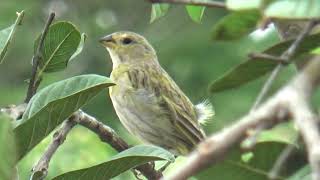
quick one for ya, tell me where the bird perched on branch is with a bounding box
[100,31,213,155]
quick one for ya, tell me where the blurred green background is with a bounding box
[0,0,297,179]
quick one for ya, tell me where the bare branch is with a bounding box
[282,21,318,60]
[250,65,283,111]
[76,110,129,151]
[244,20,318,149]
[76,110,163,180]
[12,107,163,180]
[31,118,77,179]
[25,12,55,103]
[243,21,318,150]
[165,56,320,180]
[250,20,317,111]
[148,0,226,8]
[0,103,26,120]
[2,103,163,180]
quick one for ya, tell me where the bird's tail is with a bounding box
[195,100,214,125]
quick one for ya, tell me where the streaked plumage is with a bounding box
[100,31,213,155]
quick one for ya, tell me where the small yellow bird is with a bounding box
[100,31,213,155]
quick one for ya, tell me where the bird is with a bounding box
[99,31,213,155]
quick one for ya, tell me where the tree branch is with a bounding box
[268,141,298,180]
[148,0,226,8]
[250,20,318,111]
[165,56,320,180]
[76,110,129,151]
[0,103,26,120]
[76,110,163,180]
[31,118,77,179]
[244,20,318,149]
[0,104,164,180]
[25,12,55,103]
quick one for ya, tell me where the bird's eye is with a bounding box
[122,38,133,45]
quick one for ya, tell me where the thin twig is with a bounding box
[268,143,298,180]
[25,12,55,103]
[31,118,77,179]
[251,65,283,111]
[76,110,129,151]
[244,21,318,149]
[148,0,226,8]
[250,20,317,111]
[165,56,320,180]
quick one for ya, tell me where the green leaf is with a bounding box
[209,33,320,93]
[52,145,175,180]
[288,166,311,180]
[186,6,205,23]
[265,0,320,19]
[242,122,298,149]
[226,0,263,10]
[212,10,261,40]
[14,74,114,160]
[197,142,303,180]
[311,46,320,54]
[150,4,170,23]
[70,33,87,60]
[0,10,24,64]
[0,114,16,180]
[257,122,298,145]
[35,21,81,74]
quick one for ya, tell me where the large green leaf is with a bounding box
[0,114,16,180]
[0,10,24,64]
[186,6,205,23]
[52,145,175,180]
[197,142,303,180]
[14,74,114,160]
[211,10,261,40]
[35,21,81,74]
[209,33,320,93]
[226,0,263,10]
[150,4,170,23]
[265,0,320,19]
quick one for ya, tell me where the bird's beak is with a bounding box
[99,35,116,48]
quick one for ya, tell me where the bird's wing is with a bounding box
[127,65,205,146]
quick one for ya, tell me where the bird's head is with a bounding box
[99,31,157,68]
